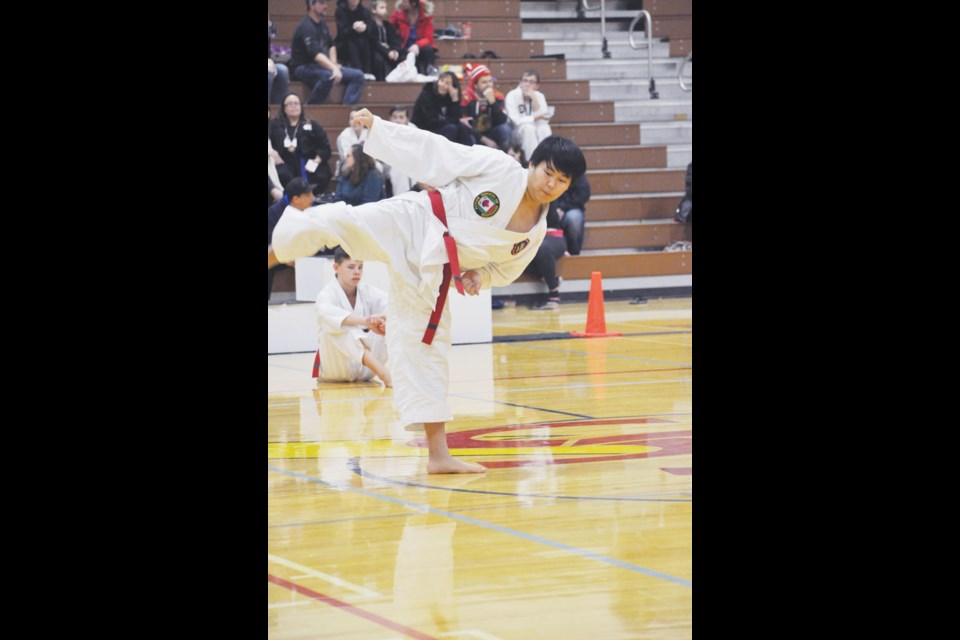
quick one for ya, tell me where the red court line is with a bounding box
[267,574,438,640]
[492,366,691,382]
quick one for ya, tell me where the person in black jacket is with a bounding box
[289,0,365,104]
[550,174,591,255]
[368,0,402,81]
[411,72,474,146]
[268,93,334,195]
[334,0,376,80]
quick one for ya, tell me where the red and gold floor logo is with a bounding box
[440,418,690,469]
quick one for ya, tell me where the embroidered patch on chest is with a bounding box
[473,191,500,218]
[511,239,530,255]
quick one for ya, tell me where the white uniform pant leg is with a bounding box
[385,278,454,427]
[517,123,540,161]
[318,331,370,382]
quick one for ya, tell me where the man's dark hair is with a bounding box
[529,136,586,183]
[390,104,409,117]
[522,69,541,83]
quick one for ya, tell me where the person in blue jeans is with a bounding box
[289,0,365,105]
[268,19,290,104]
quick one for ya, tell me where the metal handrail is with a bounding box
[578,0,611,59]
[628,9,658,99]
[678,52,692,92]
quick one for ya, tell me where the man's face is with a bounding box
[309,0,327,17]
[292,191,315,209]
[374,1,388,19]
[390,109,409,125]
[475,75,493,94]
[526,161,571,205]
[520,74,539,93]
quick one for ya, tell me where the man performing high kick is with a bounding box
[269,108,586,473]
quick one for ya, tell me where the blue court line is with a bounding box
[269,503,503,529]
[267,465,691,589]
[351,462,692,503]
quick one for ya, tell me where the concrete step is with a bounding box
[615,99,692,122]
[640,121,692,144]
[666,145,692,169]
[565,58,682,80]
[590,78,692,101]
[543,39,672,59]
[522,0,641,15]
[522,23,635,40]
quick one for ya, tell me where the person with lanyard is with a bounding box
[268,108,586,474]
[268,93,334,195]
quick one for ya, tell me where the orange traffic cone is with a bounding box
[570,271,623,338]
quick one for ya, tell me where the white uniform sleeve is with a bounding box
[363,116,505,188]
[315,285,351,334]
[474,220,547,289]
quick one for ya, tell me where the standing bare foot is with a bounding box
[427,455,486,474]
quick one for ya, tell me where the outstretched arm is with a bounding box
[351,108,506,188]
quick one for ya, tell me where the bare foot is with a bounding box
[427,455,486,474]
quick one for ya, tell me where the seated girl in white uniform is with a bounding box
[313,247,392,387]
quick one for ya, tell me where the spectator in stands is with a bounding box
[268,93,334,195]
[461,63,513,149]
[381,105,417,196]
[268,178,317,302]
[674,161,692,241]
[336,108,369,178]
[505,69,553,160]
[289,0,366,105]
[268,19,290,105]
[269,107,293,190]
[523,204,568,311]
[391,0,439,77]
[334,0,377,80]
[368,0,402,81]
[502,140,527,167]
[412,71,474,146]
[551,173,591,256]
[334,143,386,206]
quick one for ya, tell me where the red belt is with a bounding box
[422,190,464,345]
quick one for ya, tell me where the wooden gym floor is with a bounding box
[268,296,692,639]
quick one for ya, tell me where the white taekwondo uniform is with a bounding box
[272,115,547,427]
[314,278,389,382]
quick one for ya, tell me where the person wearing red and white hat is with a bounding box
[461,63,514,149]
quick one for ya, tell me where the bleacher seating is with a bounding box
[269,0,691,299]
